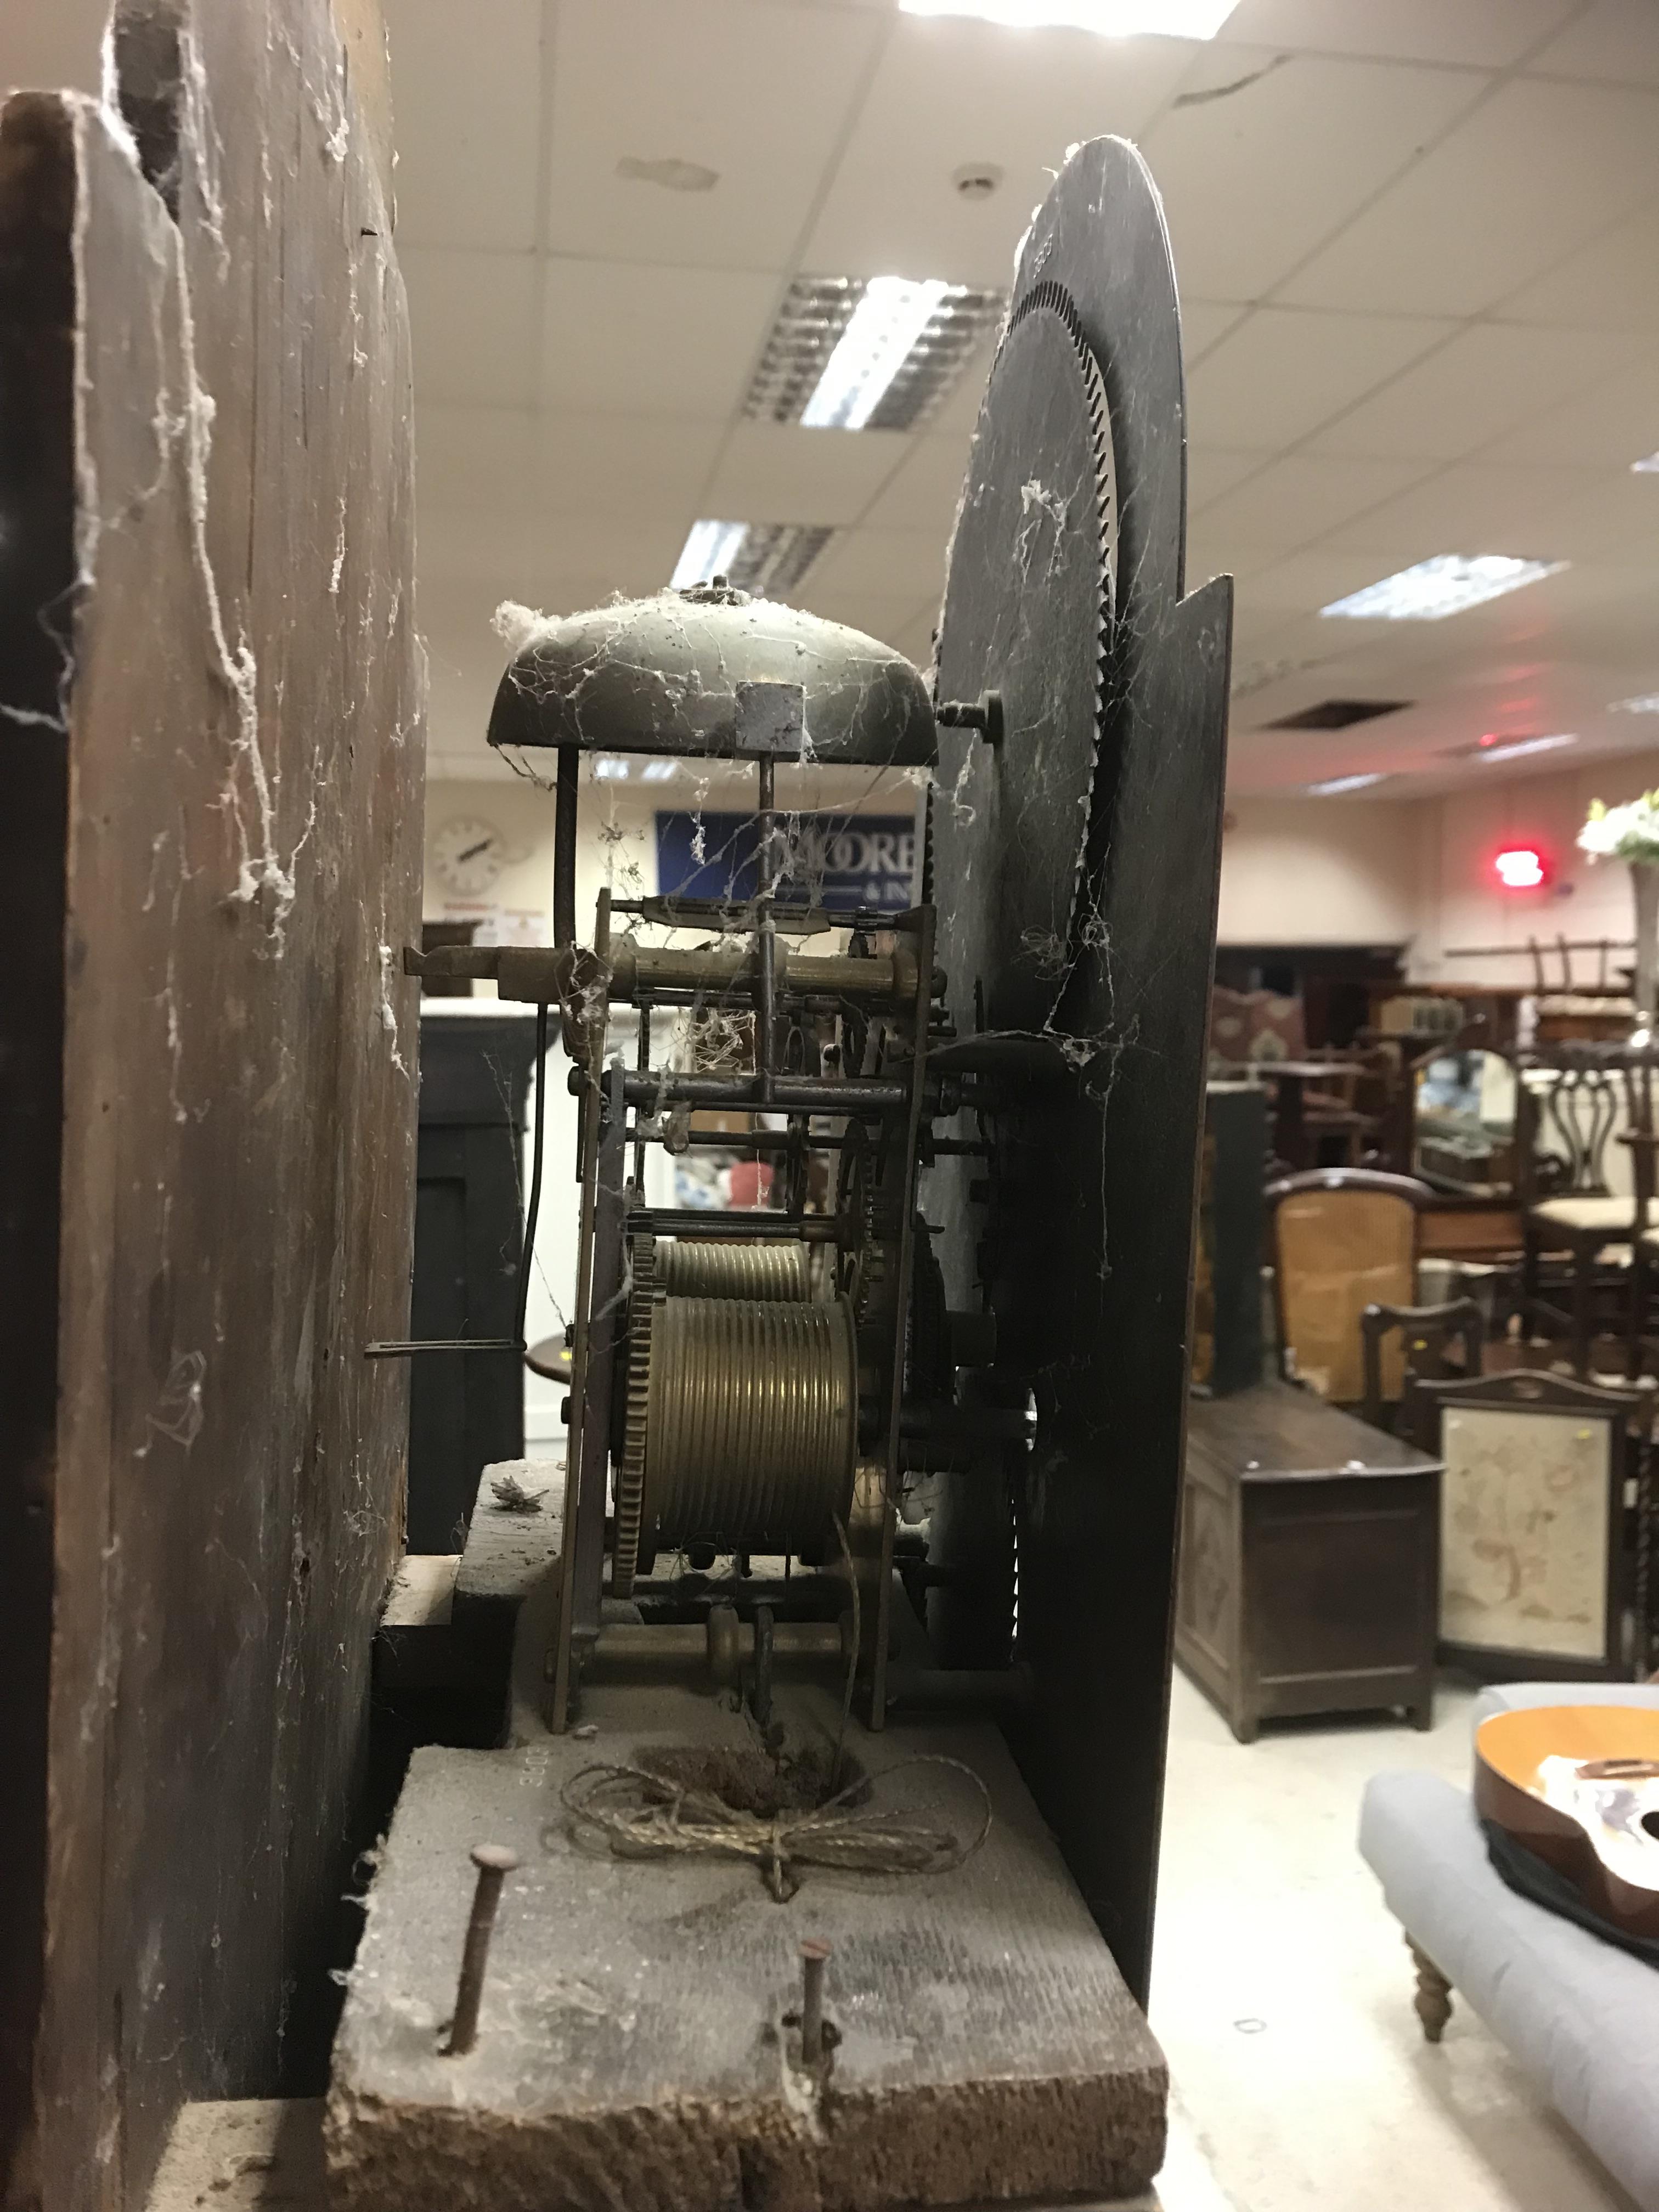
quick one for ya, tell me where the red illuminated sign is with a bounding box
[1494,847,1547,890]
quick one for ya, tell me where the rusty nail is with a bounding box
[444,1842,519,2056]
[799,1938,831,2065]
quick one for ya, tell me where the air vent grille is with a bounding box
[1261,698,1410,731]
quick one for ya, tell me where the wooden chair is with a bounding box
[1360,1298,1485,1445]
[1302,1048,1379,1170]
[1622,1051,1659,1380]
[1266,1169,1431,1407]
[1408,1366,1656,1680]
[1519,1049,1653,1378]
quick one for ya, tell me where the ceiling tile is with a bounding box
[704,423,911,527]
[1307,323,1643,462]
[545,0,883,270]
[1188,448,1266,513]
[540,258,781,418]
[414,403,724,521]
[1186,307,1452,450]
[1319,461,1635,565]
[1136,51,1485,302]
[415,509,686,596]
[800,14,1194,289]
[1281,77,1659,316]
[808,528,952,603]
[1525,0,1659,84]
[400,248,539,408]
[790,592,934,657]
[383,0,543,250]
[1474,357,1659,469]
[1181,300,1250,366]
[858,431,975,534]
[1216,0,1573,67]
[1196,453,1434,561]
[533,413,725,522]
[1495,206,1659,332]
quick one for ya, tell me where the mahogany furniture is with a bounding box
[1519,1050,1652,1378]
[1177,1381,1442,1742]
[1360,1297,1485,1444]
[1193,1083,1267,1397]
[1249,1059,1365,1172]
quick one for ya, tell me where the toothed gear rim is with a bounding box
[612,1232,657,1599]
[930,278,1116,1036]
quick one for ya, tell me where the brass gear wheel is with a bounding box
[834,1122,884,1324]
[611,1232,657,1599]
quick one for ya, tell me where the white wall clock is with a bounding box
[431,817,507,900]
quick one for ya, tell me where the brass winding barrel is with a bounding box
[642,1295,857,1557]
[655,1238,810,1301]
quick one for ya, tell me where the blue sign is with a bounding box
[655,810,917,915]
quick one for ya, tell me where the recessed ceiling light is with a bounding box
[1476,732,1577,763]
[745,275,1005,433]
[594,757,630,781]
[900,0,1243,33]
[641,760,678,782]
[1306,772,1390,795]
[1322,555,1567,622]
[1631,450,1659,474]
[1612,692,1659,714]
[670,520,834,597]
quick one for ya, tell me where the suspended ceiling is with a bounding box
[382,0,1659,795]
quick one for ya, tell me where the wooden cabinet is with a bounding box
[407,1010,542,1553]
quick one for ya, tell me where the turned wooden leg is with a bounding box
[1570,1239,1595,1379]
[1407,1936,1452,2044]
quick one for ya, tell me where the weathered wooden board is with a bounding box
[328,1683,1166,2212]
[144,2098,1203,2212]
[0,3,421,2203]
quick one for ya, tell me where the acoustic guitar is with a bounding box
[1475,1705,1659,1941]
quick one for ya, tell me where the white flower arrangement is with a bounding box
[1578,792,1659,865]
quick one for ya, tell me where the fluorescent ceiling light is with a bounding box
[899,0,1242,33]
[671,520,748,590]
[1612,692,1659,714]
[641,759,678,782]
[1321,554,1567,622]
[802,277,952,431]
[1306,772,1390,795]
[1476,733,1577,763]
[747,275,1004,432]
[594,757,629,780]
[670,520,834,599]
[1632,450,1659,474]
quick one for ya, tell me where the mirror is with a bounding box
[1412,1048,1517,1195]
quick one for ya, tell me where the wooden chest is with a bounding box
[1176,1382,1442,1742]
